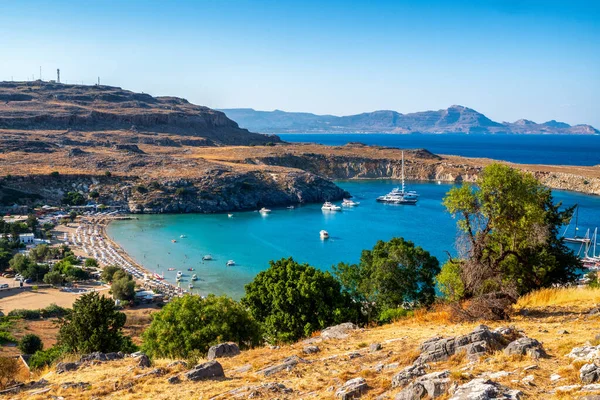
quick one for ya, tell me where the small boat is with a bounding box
[188,283,194,289]
[226,260,236,266]
[562,205,592,244]
[228,214,234,218]
[320,230,329,239]
[176,275,182,282]
[342,198,360,207]
[202,254,213,261]
[153,272,164,280]
[259,207,271,214]
[287,205,295,209]
[322,202,342,211]
[187,268,194,271]
[180,234,187,238]
[176,271,183,277]
[171,239,177,243]
[191,274,198,281]
[167,267,176,271]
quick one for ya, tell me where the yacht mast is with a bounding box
[401,151,405,193]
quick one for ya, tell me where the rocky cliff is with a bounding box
[0,81,281,146]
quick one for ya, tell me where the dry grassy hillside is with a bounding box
[7,287,600,399]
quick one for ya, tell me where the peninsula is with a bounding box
[1,81,599,215]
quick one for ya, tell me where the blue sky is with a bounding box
[1,0,599,127]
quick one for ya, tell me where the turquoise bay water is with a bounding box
[107,180,600,299]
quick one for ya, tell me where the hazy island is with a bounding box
[220,107,599,135]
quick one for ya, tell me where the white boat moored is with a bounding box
[321,202,342,211]
[226,260,236,266]
[320,230,329,239]
[342,198,360,207]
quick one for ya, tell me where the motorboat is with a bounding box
[171,239,177,243]
[176,275,182,282]
[259,207,271,214]
[202,254,213,261]
[180,234,187,238]
[167,267,176,271]
[187,268,194,271]
[176,271,183,277]
[342,198,360,207]
[287,205,295,209]
[228,213,233,218]
[226,260,236,266]
[321,202,342,211]
[188,283,194,289]
[191,274,198,281]
[320,230,329,239]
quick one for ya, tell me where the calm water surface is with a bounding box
[107,180,600,299]
[278,133,600,166]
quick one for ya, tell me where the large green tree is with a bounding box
[334,237,440,322]
[441,163,581,317]
[111,273,135,301]
[57,291,128,353]
[142,295,261,358]
[242,257,359,343]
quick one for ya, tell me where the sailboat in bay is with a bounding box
[376,151,419,204]
[562,205,591,244]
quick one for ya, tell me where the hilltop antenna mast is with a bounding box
[97,76,100,86]
[39,66,42,81]
[57,69,60,83]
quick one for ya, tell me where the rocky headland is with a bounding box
[1,82,599,214]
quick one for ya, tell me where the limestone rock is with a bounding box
[137,354,151,368]
[258,355,309,376]
[321,323,359,340]
[166,360,187,369]
[392,364,427,388]
[207,342,240,360]
[167,375,180,384]
[56,362,80,374]
[449,378,522,400]
[416,325,506,364]
[569,345,600,362]
[185,361,225,381]
[504,338,546,359]
[370,343,383,352]
[303,345,320,354]
[335,377,368,399]
[396,371,451,399]
[581,364,600,384]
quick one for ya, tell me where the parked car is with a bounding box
[3,274,14,278]
[24,279,32,284]
[0,283,9,289]
[14,276,22,281]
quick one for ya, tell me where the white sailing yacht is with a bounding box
[562,205,591,244]
[376,151,419,204]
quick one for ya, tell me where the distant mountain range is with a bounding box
[219,106,599,135]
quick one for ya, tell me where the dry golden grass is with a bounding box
[5,286,600,399]
[516,286,600,310]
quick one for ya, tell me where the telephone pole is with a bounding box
[57,69,60,83]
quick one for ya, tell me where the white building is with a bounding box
[19,233,35,244]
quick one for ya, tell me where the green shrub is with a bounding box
[436,260,466,302]
[8,309,41,320]
[242,257,359,343]
[49,171,60,177]
[18,334,43,354]
[28,346,65,370]
[41,304,68,319]
[0,331,16,344]
[135,185,148,194]
[142,294,262,359]
[378,308,413,324]
[104,171,112,177]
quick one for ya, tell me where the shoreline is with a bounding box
[59,214,185,298]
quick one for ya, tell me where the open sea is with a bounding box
[278,133,600,166]
[108,179,600,299]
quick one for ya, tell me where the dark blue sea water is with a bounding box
[108,180,600,299]
[278,133,600,166]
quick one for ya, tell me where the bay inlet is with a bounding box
[107,180,600,299]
